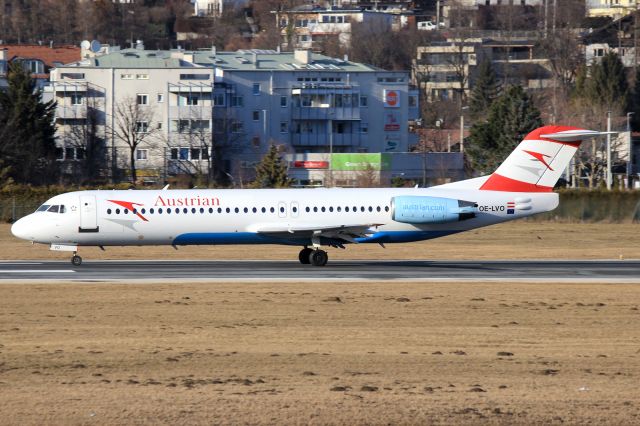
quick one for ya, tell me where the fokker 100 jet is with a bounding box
[11,125,610,266]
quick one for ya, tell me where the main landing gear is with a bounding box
[71,253,82,266]
[298,247,328,267]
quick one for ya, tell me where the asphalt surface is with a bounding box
[0,260,639,282]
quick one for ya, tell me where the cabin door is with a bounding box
[79,195,99,232]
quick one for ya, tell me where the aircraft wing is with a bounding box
[254,223,384,243]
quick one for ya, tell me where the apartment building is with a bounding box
[273,4,414,51]
[0,44,80,90]
[48,46,419,186]
[413,37,553,102]
[586,0,638,18]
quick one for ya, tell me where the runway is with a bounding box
[0,259,639,282]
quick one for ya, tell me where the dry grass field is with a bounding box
[1,221,639,424]
[1,221,639,261]
[1,281,639,425]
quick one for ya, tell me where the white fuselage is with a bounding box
[11,187,558,248]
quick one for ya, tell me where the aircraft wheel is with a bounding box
[71,255,82,266]
[298,247,313,264]
[309,250,328,267]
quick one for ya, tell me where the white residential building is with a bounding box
[47,47,420,186]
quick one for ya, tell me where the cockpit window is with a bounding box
[36,204,50,212]
[59,205,66,213]
[48,205,59,213]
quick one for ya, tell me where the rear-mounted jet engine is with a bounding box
[391,196,477,224]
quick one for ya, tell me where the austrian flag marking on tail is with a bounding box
[480,126,616,192]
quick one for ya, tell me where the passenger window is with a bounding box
[337,206,341,212]
[313,207,318,212]
[167,208,172,214]
[36,205,50,212]
[107,209,112,214]
[48,205,59,213]
[150,208,155,214]
[329,207,333,212]
[305,207,310,212]
[270,207,275,213]
[368,206,373,212]
[376,206,381,212]
[133,209,138,214]
[207,208,212,213]
[116,209,121,214]
[345,207,350,212]
[235,207,239,213]
[226,208,231,213]
[321,207,326,212]
[183,208,188,214]
[280,206,285,213]
[360,206,365,212]
[194,208,198,214]
[244,207,249,213]
[124,209,129,214]
[218,207,222,213]
[252,207,257,213]
[385,206,389,212]
[158,208,163,214]
[261,207,266,213]
[141,208,146,214]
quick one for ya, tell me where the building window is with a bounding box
[280,96,287,107]
[360,95,368,107]
[136,149,148,160]
[594,48,605,57]
[231,120,244,133]
[70,94,83,105]
[137,94,149,105]
[280,121,288,133]
[214,93,226,106]
[231,95,243,107]
[136,121,149,133]
[180,74,210,80]
[136,74,149,80]
[409,94,418,108]
[186,94,199,106]
[360,122,368,134]
[121,74,133,80]
[252,83,261,95]
[157,94,164,103]
[252,110,260,121]
[157,122,163,130]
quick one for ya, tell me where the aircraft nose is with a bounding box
[11,216,32,241]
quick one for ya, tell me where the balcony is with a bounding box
[292,106,360,121]
[169,106,213,120]
[56,105,87,119]
[291,133,360,147]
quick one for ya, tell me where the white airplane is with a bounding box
[11,125,610,266]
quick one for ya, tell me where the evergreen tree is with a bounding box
[251,144,292,188]
[584,51,629,111]
[469,59,500,118]
[631,68,640,131]
[467,85,542,174]
[0,62,58,185]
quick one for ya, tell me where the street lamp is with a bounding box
[606,111,612,190]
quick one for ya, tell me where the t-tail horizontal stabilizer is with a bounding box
[480,125,618,192]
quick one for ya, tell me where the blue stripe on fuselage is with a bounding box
[172,230,461,246]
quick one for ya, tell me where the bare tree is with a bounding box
[111,95,160,185]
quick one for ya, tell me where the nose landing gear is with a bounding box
[71,253,82,266]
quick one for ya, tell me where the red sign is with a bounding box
[385,90,400,108]
[293,161,329,169]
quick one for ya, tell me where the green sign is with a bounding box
[331,153,391,171]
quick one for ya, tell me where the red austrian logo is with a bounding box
[523,150,554,171]
[108,200,148,221]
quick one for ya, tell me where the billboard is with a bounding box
[331,153,391,171]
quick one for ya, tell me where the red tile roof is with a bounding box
[1,44,80,70]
